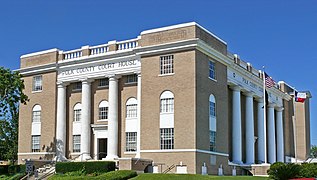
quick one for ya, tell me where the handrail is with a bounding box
[163,164,175,174]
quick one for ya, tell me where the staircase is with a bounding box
[163,164,175,174]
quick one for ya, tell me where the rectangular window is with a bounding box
[160,98,174,113]
[73,135,81,153]
[125,132,137,152]
[209,102,216,117]
[99,107,108,120]
[209,61,216,80]
[98,78,109,87]
[126,104,137,118]
[160,55,174,75]
[74,109,81,122]
[126,74,137,84]
[32,75,42,92]
[32,135,40,152]
[160,128,174,149]
[73,82,82,91]
[32,111,41,122]
[210,130,216,151]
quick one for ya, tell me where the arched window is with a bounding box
[99,100,109,120]
[160,91,174,113]
[126,98,137,118]
[32,105,41,122]
[73,103,82,122]
[209,94,216,151]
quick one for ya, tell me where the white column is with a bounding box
[245,92,255,164]
[135,73,141,158]
[256,99,265,163]
[106,75,120,160]
[267,103,276,164]
[81,79,93,160]
[232,86,242,164]
[56,82,68,161]
[276,107,284,162]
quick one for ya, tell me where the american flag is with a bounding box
[264,73,275,88]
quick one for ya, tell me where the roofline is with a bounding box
[140,22,227,45]
[20,48,59,59]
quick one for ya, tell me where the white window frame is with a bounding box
[126,98,138,118]
[73,82,82,91]
[160,91,174,113]
[98,100,109,121]
[126,74,137,84]
[32,75,42,92]
[73,103,82,122]
[73,135,81,153]
[160,55,174,75]
[209,94,216,152]
[32,105,41,122]
[31,135,40,152]
[209,61,216,80]
[160,128,174,149]
[98,78,109,88]
[125,132,137,152]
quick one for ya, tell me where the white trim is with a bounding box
[18,152,56,155]
[20,48,59,59]
[124,152,137,155]
[140,22,227,45]
[140,149,229,157]
[158,73,175,77]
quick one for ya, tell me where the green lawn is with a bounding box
[132,174,269,180]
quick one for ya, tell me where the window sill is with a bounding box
[125,82,137,85]
[97,119,108,122]
[70,152,81,155]
[158,73,174,77]
[124,152,137,155]
[32,90,42,93]
[125,117,138,120]
[208,77,217,82]
[72,89,82,92]
[32,122,41,124]
[160,112,174,115]
[97,86,109,89]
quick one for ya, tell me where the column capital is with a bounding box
[57,81,70,88]
[107,74,122,81]
[275,107,284,112]
[255,97,264,103]
[268,103,276,108]
[80,78,94,84]
[243,91,254,97]
[134,71,141,77]
[231,85,241,91]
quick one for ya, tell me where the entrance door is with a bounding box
[98,138,107,160]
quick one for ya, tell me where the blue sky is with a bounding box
[1,1,316,145]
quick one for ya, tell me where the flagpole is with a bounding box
[262,67,267,164]
[293,88,298,163]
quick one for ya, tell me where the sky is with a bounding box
[0,1,316,145]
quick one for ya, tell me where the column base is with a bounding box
[80,154,92,161]
[105,154,119,161]
[231,160,243,165]
[54,155,68,162]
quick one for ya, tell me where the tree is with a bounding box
[311,145,317,158]
[0,67,28,163]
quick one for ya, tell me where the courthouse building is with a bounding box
[17,22,311,174]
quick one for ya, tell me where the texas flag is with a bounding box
[295,91,307,103]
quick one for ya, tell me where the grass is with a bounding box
[131,174,270,180]
[0,173,26,180]
[48,170,137,180]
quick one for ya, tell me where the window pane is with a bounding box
[74,109,81,122]
[32,135,40,152]
[126,74,137,83]
[32,111,41,122]
[99,107,108,120]
[126,104,137,118]
[98,78,109,87]
[209,61,215,79]
[125,132,137,152]
[33,76,42,91]
[210,131,216,151]
[160,55,174,75]
[160,98,174,113]
[73,82,82,91]
[73,135,81,152]
[160,128,174,149]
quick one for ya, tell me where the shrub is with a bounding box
[0,165,9,175]
[95,170,137,180]
[300,163,317,178]
[8,164,25,174]
[268,162,302,180]
[56,161,115,174]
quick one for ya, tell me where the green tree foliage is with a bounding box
[0,67,28,163]
[310,145,317,158]
[267,162,301,180]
